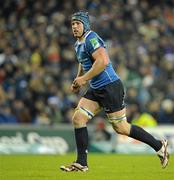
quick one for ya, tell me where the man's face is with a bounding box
[71,20,84,38]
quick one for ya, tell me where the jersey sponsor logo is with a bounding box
[90,38,100,49]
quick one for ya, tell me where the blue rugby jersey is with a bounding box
[74,31,120,89]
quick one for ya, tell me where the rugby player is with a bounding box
[60,11,169,172]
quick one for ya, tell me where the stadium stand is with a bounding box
[0,0,174,124]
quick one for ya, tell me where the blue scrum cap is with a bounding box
[71,11,90,33]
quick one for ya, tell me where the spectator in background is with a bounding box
[158,99,174,124]
[0,0,174,124]
[131,111,157,127]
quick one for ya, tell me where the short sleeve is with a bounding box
[85,32,105,55]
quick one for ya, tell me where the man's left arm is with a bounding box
[73,47,109,87]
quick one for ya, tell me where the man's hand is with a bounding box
[73,76,87,87]
[70,82,80,93]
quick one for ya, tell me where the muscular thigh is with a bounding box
[106,108,131,135]
[72,89,101,127]
[72,97,100,128]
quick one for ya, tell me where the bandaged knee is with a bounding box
[75,107,94,119]
[108,114,127,124]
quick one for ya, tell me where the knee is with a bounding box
[72,114,80,126]
[112,122,131,136]
[72,113,88,128]
[113,126,126,135]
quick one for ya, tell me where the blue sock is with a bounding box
[75,127,88,166]
[129,125,162,151]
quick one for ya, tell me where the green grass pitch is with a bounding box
[0,153,173,180]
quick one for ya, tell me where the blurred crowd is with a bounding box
[0,0,174,125]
